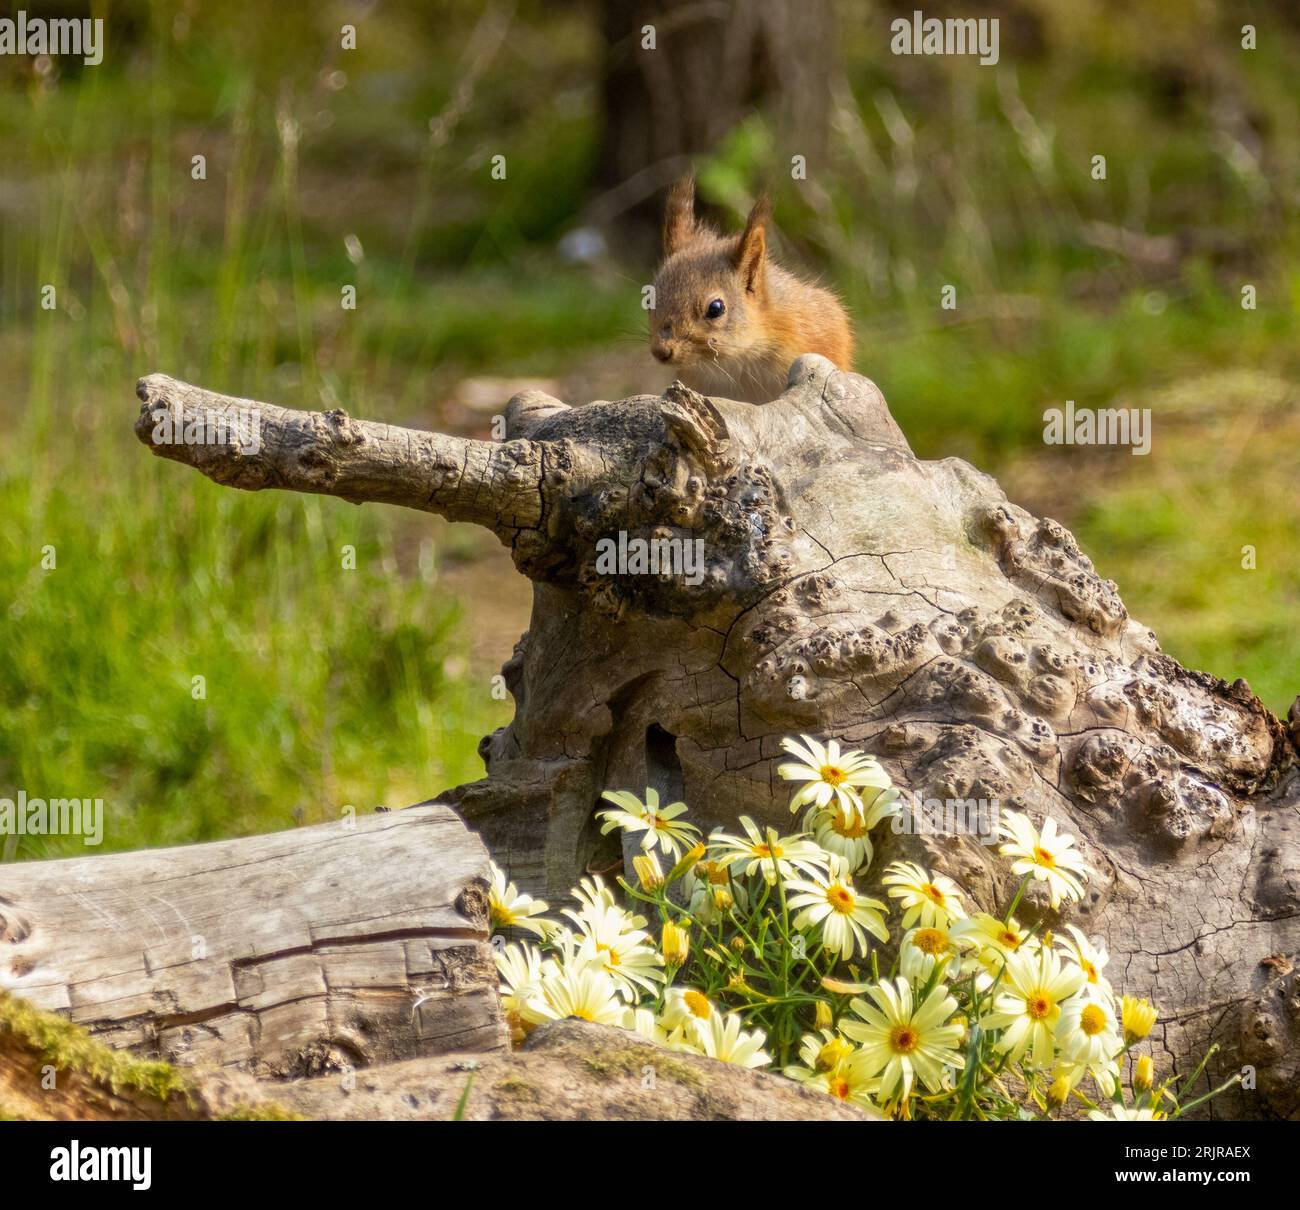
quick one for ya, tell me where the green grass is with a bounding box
[1064,369,1300,711]
[0,458,506,860]
[1,2,1297,862]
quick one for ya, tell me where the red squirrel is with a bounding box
[649,175,854,404]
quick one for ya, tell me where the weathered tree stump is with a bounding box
[130,359,1300,1118]
[0,805,505,1076]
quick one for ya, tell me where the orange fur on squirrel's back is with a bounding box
[649,176,854,403]
[762,265,855,370]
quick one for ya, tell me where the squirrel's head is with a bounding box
[649,175,771,373]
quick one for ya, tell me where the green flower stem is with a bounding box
[1003,873,1032,924]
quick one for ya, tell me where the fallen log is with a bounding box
[0,993,870,1122]
[130,360,1300,1118]
[0,805,506,1077]
[275,1018,877,1121]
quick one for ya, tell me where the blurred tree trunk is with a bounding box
[591,0,840,244]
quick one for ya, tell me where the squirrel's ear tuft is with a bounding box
[734,194,771,292]
[662,174,696,256]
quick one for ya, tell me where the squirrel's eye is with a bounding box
[705,298,725,319]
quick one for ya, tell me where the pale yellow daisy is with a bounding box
[802,782,901,872]
[494,941,547,1045]
[809,1048,882,1110]
[620,1005,671,1046]
[950,911,1033,987]
[709,815,832,884]
[660,986,716,1033]
[520,962,625,1026]
[899,924,958,983]
[784,856,890,960]
[1060,924,1113,999]
[981,946,1086,1068]
[1057,994,1122,1066]
[778,734,893,823]
[840,977,964,1102]
[881,860,967,929]
[693,1010,771,1069]
[562,901,665,1000]
[950,911,1030,958]
[784,1028,857,1082]
[569,873,617,915]
[488,861,553,938]
[1052,1056,1121,1100]
[597,787,701,858]
[997,810,1088,909]
[494,941,544,1014]
[1088,1104,1165,1122]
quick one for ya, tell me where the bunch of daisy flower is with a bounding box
[487,746,1233,1122]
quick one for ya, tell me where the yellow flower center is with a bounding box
[1026,992,1054,1020]
[573,1008,595,1021]
[1080,1003,1108,1036]
[703,862,730,885]
[683,990,712,1019]
[826,884,855,914]
[820,765,847,786]
[1033,845,1056,868]
[890,1024,920,1054]
[1082,960,1098,981]
[923,883,946,904]
[1000,929,1022,948]
[828,1076,851,1100]
[914,928,948,955]
[831,814,868,839]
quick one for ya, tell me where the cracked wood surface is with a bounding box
[0,806,507,1077]
[132,356,1300,1117]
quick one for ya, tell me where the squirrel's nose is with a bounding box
[651,341,674,363]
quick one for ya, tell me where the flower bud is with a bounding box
[1134,1054,1155,1092]
[1121,996,1158,1042]
[666,842,707,883]
[816,1035,853,1072]
[814,1001,834,1031]
[661,920,690,967]
[632,852,665,891]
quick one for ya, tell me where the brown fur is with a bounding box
[649,175,854,403]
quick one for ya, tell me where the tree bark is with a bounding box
[131,363,1300,1119]
[274,1018,876,1121]
[0,804,506,1078]
[0,997,871,1122]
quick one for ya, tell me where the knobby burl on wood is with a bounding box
[134,355,1300,1118]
